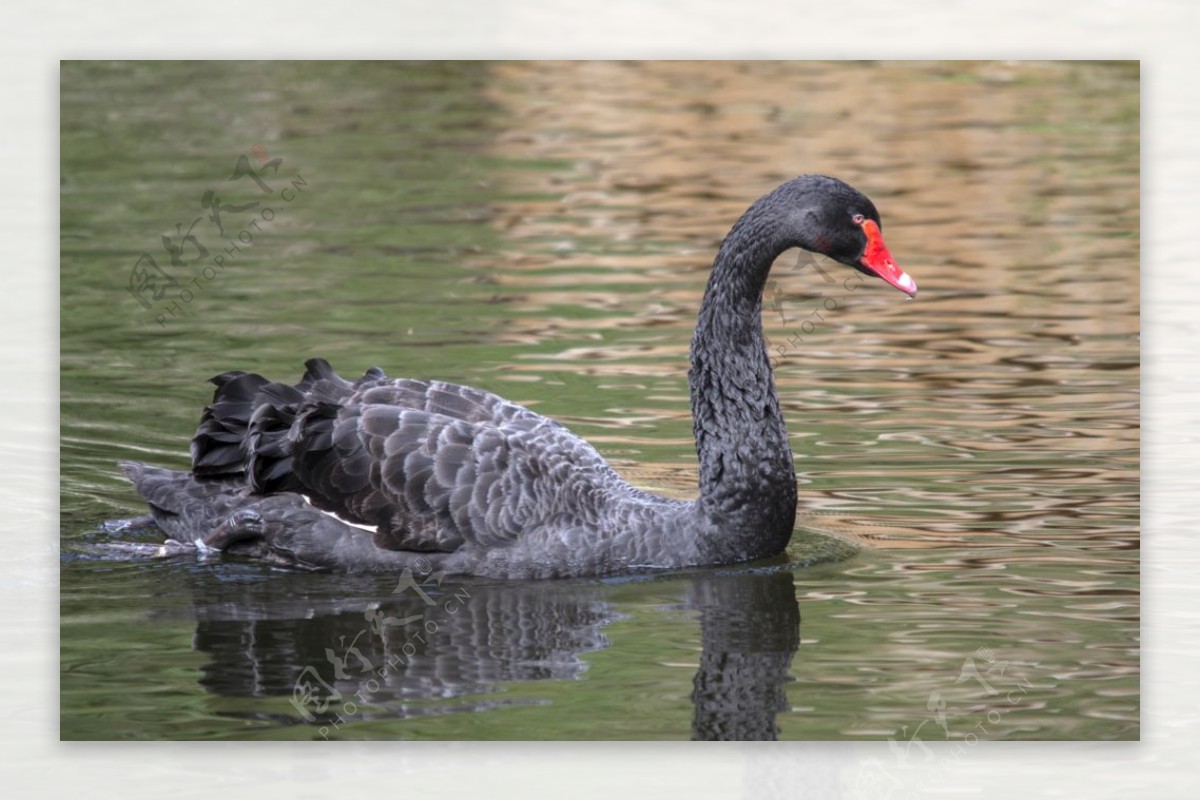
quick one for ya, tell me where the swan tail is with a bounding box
[119,461,249,542]
[119,460,453,573]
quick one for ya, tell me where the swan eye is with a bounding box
[852,214,865,225]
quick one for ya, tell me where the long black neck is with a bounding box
[688,191,801,561]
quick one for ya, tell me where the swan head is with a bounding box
[778,175,918,298]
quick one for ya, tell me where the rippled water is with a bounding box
[60,61,1138,740]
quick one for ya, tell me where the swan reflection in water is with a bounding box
[182,565,800,740]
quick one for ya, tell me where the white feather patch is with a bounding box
[194,538,220,556]
[302,495,379,534]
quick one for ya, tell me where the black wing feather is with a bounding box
[185,360,600,555]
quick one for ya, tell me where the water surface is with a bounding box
[60,61,1138,741]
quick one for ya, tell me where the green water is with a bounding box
[60,60,1139,741]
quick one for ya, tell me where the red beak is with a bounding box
[860,219,917,297]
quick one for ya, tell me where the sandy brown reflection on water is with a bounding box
[471,61,1138,553]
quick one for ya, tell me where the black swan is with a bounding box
[121,175,916,579]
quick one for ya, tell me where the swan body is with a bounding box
[122,175,916,579]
